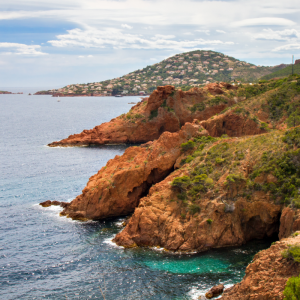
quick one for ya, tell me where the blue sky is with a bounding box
[1,0,300,87]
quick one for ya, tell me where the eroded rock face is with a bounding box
[200,111,266,137]
[220,234,300,300]
[113,171,281,250]
[279,207,300,239]
[60,121,208,220]
[48,84,237,147]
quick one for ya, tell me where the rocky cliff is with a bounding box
[220,233,300,300]
[48,83,238,147]
[42,76,300,299]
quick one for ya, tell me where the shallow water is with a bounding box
[0,91,275,299]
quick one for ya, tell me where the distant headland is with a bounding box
[34,49,289,98]
[0,91,23,94]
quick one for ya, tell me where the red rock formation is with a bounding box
[48,84,237,147]
[279,207,300,239]
[295,59,300,65]
[60,121,208,220]
[205,284,224,299]
[200,111,266,137]
[113,171,281,250]
[220,234,300,300]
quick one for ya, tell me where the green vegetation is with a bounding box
[282,244,300,263]
[283,275,300,300]
[190,102,206,113]
[207,218,213,224]
[181,140,195,151]
[261,64,300,81]
[149,109,158,120]
[248,128,300,206]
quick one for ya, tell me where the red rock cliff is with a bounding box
[48,83,237,147]
[221,233,300,300]
[60,121,208,220]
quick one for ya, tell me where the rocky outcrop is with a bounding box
[205,284,224,299]
[48,84,237,147]
[200,111,266,137]
[220,233,300,300]
[59,121,208,220]
[113,172,281,251]
[279,207,300,239]
[40,200,69,208]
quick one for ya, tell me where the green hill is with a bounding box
[37,50,286,96]
[261,63,300,81]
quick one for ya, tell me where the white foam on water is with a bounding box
[187,287,206,300]
[102,235,123,249]
[187,283,234,300]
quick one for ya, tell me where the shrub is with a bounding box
[190,102,206,113]
[189,204,201,215]
[260,122,269,130]
[181,140,195,151]
[149,109,158,120]
[287,109,300,128]
[172,176,191,192]
[215,157,225,164]
[209,96,227,106]
[283,127,300,148]
[283,275,300,300]
[281,244,300,263]
[177,193,187,201]
[207,218,213,224]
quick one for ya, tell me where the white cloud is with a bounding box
[196,30,210,35]
[151,34,176,40]
[48,26,234,51]
[0,43,47,55]
[121,24,132,29]
[255,28,300,41]
[272,43,300,52]
[216,30,226,34]
[232,17,296,27]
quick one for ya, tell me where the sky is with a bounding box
[0,0,300,87]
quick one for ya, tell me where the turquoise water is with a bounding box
[0,91,276,299]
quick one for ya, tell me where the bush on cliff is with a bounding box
[171,176,191,192]
[281,244,300,263]
[181,140,195,151]
[283,275,300,300]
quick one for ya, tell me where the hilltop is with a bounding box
[35,50,284,97]
[261,62,300,81]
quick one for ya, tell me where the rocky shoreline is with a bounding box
[42,76,300,299]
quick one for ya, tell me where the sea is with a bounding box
[0,88,276,300]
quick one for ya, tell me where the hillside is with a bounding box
[261,63,300,80]
[42,75,300,298]
[35,50,284,97]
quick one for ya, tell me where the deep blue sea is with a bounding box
[0,89,275,300]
